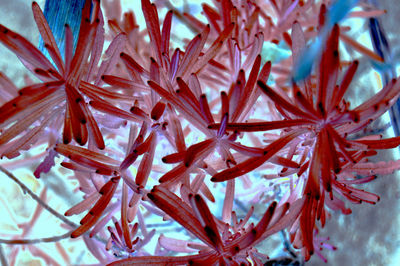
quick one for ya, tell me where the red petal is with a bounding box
[161,10,173,57]
[354,136,400,149]
[141,0,163,64]
[199,94,215,124]
[189,194,223,251]
[202,3,221,33]
[257,80,316,121]
[212,130,305,182]
[184,139,216,168]
[329,60,358,113]
[340,32,384,62]
[191,23,234,75]
[71,176,120,238]
[121,183,132,249]
[177,25,210,79]
[208,119,312,132]
[135,132,156,186]
[32,2,64,74]
[150,101,166,121]
[89,100,148,122]
[148,186,213,247]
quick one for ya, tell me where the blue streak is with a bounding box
[39,0,88,57]
[293,0,359,82]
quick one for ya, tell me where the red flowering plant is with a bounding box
[209,18,400,261]
[0,0,399,265]
[0,0,147,162]
[109,186,304,265]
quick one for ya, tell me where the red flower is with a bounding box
[109,186,304,265]
[209,23,400,258]
[55,117,159,239]
[0,0,146,159]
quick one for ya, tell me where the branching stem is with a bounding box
[0,165,77,229]
[0,232,71,245]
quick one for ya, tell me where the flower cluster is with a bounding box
[0,0,399,265]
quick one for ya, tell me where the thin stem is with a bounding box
[0,165,111,248]
[0,244,8,266]
[0,232,71,245]
[0,165,77,229]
